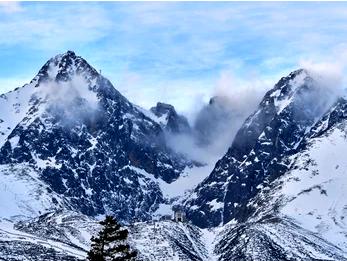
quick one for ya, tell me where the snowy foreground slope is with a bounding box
[216,217,347,261]
[1,210,346,261]
[0,211,220,261]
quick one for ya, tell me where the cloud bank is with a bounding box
[2,2,347,114]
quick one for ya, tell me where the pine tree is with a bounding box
[87,215,137,261]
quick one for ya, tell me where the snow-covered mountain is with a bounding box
[184,69,338,228]
[2,209,346,261]
[209,97,347,261]
[0,51,202,222]
[0,212,91,260]
[1,52,347,260]
[253,97,347,252]
[182,68,347,259]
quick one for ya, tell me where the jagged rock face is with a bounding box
[307,97,347,139]
[150,102,191,134]
[184,69,337,228]
[0,51,193,222]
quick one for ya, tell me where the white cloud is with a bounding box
[115,72,213,117]
[300,60,343,89]
[298,43,347,93]
[0,3,111,49]
[2,2,347,121]
[0,2,23,14]
[211,66,286,115]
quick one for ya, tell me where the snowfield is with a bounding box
[276,121,347,251]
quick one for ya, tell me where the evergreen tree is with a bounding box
[87,216,137,261]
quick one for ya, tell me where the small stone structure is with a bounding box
[174,209,186,222]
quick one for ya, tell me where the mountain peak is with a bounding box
[150,102,176,117]
[65,50,76,57]
[150,102,190,134]
[53,50,77,61]
[34,51,99,85]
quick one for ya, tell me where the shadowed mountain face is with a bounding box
[0,51,194,222]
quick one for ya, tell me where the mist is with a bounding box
[295,60,345,123]
[165,71,266,164]
[164,61,347,165]
[39,72,101,127]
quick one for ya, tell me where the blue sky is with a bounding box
[1,1,347,113]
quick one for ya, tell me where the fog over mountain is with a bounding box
[165,61,345,165]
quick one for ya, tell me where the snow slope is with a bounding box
[268,98,347,251]
[0,211,220,261]
[0,218,85,260]
[0,164,67,218]
[215,217,347,261]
